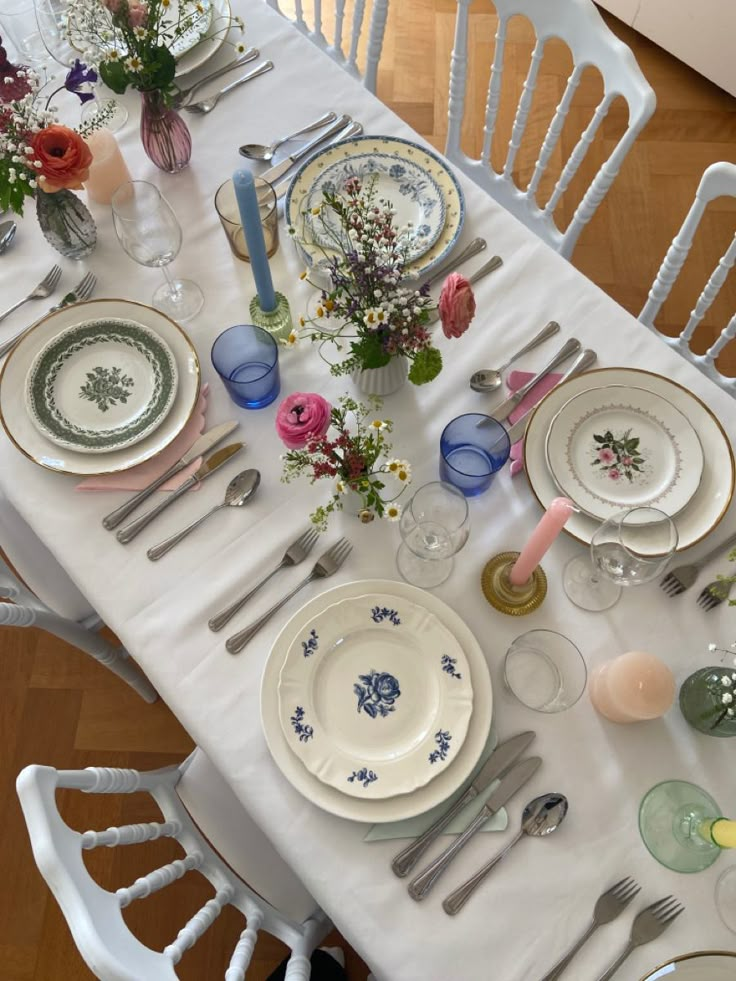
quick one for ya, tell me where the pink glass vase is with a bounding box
[139,90,191,174]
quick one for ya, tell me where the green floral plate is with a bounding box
[25,318,178,455]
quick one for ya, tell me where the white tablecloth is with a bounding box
[1,4,735,979]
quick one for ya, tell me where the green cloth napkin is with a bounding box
[364,727,508,841]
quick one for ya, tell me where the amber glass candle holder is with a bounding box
[215,177,279,262]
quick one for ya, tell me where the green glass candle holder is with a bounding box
[680,666,736,737]
[639,780,724,873]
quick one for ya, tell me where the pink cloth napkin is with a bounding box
[507,370,562,477]
[76,383,210,493]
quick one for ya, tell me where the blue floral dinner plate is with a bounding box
[305,153,446,263]
[277,593,474,800]
[285,135,465,282]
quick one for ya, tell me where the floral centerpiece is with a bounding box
[276,392,412,529]
[64,0,246,172]
[679,642,736,738]
[291,176,476,394]
[0,49,104,257]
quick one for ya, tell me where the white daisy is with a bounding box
[384,503,402,522]
[369,420,387,431]
[334,479,347,495]
[125,55,143,72]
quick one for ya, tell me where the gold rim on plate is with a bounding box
[638,950,736,980]
[522,367,735,551]
[0,298,201,477]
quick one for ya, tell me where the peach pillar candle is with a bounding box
[589,651,675,723]
[509,496,575,586]
[83,128,131,205]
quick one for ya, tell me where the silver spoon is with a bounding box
[442,793,568,915]
[147,469,260,561]
[239,111,339,161]
[0,220,17,255]
[470,321,561,392]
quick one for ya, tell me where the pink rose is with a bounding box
[438,273,475,339]
[621,455,632,466]
[276,393,332,449]
[598,448,614,464]
[128,1,148,28]
[608,468,621,480]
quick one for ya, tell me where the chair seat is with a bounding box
[176,749,319,924]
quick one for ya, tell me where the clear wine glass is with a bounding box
[563,506,678,611]
[111,181,204,322]
[396,481,470,588]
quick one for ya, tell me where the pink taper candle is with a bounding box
[83,129,131,205]
[509,497,575,586]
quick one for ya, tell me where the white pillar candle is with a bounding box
[83,128,132,205]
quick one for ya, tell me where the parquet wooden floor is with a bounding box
[2,4,735,980]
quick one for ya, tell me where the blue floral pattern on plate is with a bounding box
[301,628,319,657]
[354,670,401,718]
[428,730,452,764]
[371,606,401,625]
[347,767,378,789]
[441,654,462,679]
[290,706,314,743]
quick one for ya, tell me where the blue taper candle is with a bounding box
[233,169,276,312]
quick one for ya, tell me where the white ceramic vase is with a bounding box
[350,356,408,396]
[342,487,375,522]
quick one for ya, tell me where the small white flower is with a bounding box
[709,643,718,651]
[369,419,387,431]
[722,676,733,687]
[722,692,733,705]
[133,25,147,38]
[335,479,346,495]
[235,41,247,54]
[729,708,735,717]
[384,503,402,522]
[28,178,37,189]
[125,55,143,72]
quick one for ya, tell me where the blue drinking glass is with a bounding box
[439,413,511,496]
[211,324,280,409]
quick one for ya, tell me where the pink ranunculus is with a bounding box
[438,272,475,339]
[276,392,332,450]
[598,447,615,464]
[608,468,621,480]
[128,0,148,27]
[102,0,123,14]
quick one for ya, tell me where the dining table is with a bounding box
[1,2,735,979]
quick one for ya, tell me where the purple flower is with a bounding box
[64,60,98,104]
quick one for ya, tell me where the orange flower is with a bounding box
[31,125,93,193]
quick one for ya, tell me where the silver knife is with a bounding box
[274,120,364,199]
[421,237,488,289]
[503,348,598,445]
[391,731,536,878]
[480,337,582,424]
[101,421,239,530]
[256,113,353,184]
[407,756,542,901]
[116,442,244,544]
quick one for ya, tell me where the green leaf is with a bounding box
[633,457,644,464]
[593,434,605,443]
[351,334,391,370]
[408,347,443,385]
[99,59,129,95]
[147,45,177,91]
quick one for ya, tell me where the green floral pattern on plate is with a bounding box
[27,319,177,452]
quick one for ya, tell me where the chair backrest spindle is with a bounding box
[164,886,234,964]
[81,820,181,849]
[225,911,264,981]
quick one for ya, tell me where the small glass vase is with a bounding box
[351,355,407,396]
[680,666,736,737]
[139,90,191,174]
[35,188,96,260]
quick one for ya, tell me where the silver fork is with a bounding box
[0,264,62,325]
[660,530,736,596]
[209,527,320,631]
[595,896,685,981]
[184,61,274,114]
[171,48,259,108]
[0,272,96,359]
[225,537,352,654]
[537,877,641,981]
[697,577,735,611]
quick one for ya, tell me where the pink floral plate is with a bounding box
[545,385,704,521]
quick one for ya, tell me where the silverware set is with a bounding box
[660,529,736,611]
[273,120,364,199]
[0,271,97,359]
[172,48,260,108]
[184,60,275,114]
[537,881,684,981]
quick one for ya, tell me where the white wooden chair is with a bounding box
[445,0,656,258]
[17,748,333,980]
[0,491,157,703]
[265,0,390,94]
[639,161,736,396]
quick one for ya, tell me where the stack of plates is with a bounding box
[261,579,493,823]
[523,368,735,550]
[285,135,465,281]
[0,299,201,476]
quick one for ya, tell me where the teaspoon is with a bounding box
[147,468,260,561]
[470,321,561,392]
[443,792,569,915]
[0,220,17,255]
[239,111,338,161]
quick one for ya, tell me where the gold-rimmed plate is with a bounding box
[639,951,736,980]
[0,299,200,476]
[523,368,734,551]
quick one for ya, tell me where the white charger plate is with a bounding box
[0,299,200,476]
[175,0,231,77]
[545,385,704,520]
[261,579,492,823]
[305,152,447,263]
[523,368,734,551]
[285,135,465,281]
[26,318,178,455]
[277,593,473,800]
[639,952,736,980]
